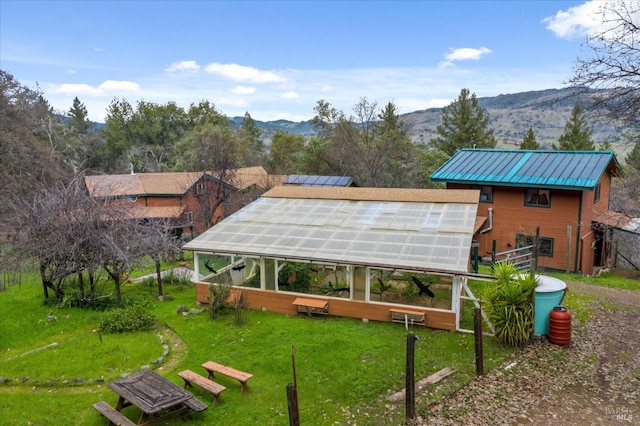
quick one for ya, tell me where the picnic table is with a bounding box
[97,370,207,425]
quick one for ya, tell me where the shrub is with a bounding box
[99,301,156,333]
[163,269,192,290]
[482,262,536,347]
[207,282,232,319]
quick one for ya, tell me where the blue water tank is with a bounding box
[534,275,567,335]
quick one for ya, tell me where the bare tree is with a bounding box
[139,218,183,297]
[567,0,640,130]
[5,176,95,298]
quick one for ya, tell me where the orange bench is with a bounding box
[201,361,253,392]
[293,297,328,316]
[178,370,227,405]
[389,308,426,325]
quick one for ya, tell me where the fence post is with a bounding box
[474,307,484,376]
[566,226,572,273]
[406,332,418,420]
[492,240,497,263]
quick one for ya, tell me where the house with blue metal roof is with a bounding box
[431,149,623,275]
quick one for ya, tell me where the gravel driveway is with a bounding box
[417,281,640,425]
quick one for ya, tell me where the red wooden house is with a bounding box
[430,149,623,275]
[84,166,282,236]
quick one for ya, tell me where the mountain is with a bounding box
[239,87,629,149]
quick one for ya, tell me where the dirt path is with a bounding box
[416,281,640,425]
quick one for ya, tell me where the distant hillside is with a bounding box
[239,87,630,151]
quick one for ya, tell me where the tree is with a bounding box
[177,120,238,228]
[311,98,418,187]
[5,176,96,299]
[68,97,91,135]
[552,104,595,150]
[417,148,449,188]
[140,218,183,298]
[600,138,613,151]
[267,131,305,175]
[237,112,264,166]
[567,0,640,131]
[0,71,69,220]
[626,140,640,172]
[431,88,497,156]
[520,127,540,150]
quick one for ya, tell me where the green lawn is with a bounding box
[3,266,634,425]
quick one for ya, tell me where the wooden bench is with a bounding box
[183,397,208,412]
[178,369,227,405]
[201,361,253,392]
[389,308,426,325]
[292,297,328,316]
[93,401,136,426]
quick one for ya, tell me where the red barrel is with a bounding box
[548,306,571,345]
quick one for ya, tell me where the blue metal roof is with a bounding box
[430,149,621,190]
[284,175,360,187]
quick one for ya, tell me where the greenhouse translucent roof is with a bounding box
[183,186,480,274]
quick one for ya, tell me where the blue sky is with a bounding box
[1,1,608,122]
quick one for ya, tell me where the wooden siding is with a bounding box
[453,173,615,275]
[451,184,581,271]
[194,283,456,331]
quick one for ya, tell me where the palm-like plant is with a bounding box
[482,262,537,347]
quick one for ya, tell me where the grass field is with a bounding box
[0,266,635,425]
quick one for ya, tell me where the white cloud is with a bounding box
[280,91,299,99]
[542,1,601,39]
[216,97,250,108]
[445,47,492,62]
[165,60,200,73]
[50,80,139,97]
[93,46,103,52]
[67,69,76,74]
[51,83,101,95]
[231,86,256,95]
[204,63,287,83]
[98,80,140,92]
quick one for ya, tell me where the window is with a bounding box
[184,211,193,225]
[472,185,493,203]
[594,183,601,203]
[524,188,550,207]
[516,234,554,257]
[196,182,205,195]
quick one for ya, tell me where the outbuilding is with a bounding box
[183,186,488,331]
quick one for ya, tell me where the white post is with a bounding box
[452,276,462,331]
[193,252,200,281]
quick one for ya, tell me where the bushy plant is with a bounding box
[163,269,192,290]
[207,282,232,319]
[482,262,536,347]
[99,301,156,333]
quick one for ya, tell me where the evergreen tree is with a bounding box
[68,97,91,134]
[552,104,595,150]
[431,88,497,156]
[599,138,612,151]
[237,112,264,166]
[626,141,640,172]
[520,127,540,150]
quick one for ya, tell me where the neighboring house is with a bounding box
[84,166,282,236]
[430,149,623,276]
[219,166,285,218]
[283,175,361,187]
[85,171,215,236]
